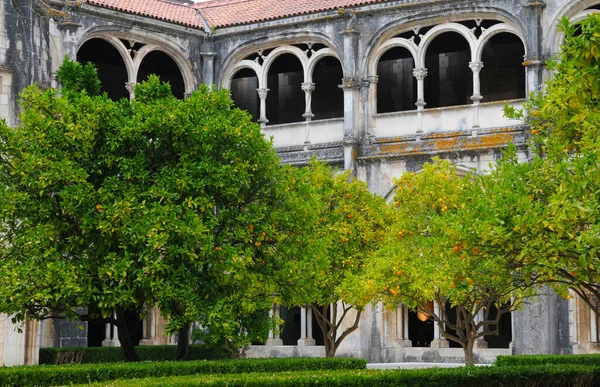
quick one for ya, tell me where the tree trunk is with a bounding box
[115,308,141,362]
[463,338,475,367]
[175,322,190,361]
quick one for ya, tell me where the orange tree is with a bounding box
[501,15,600,316]
[354,158,540,366]
[273,160,392,357]
[0,59,282,361]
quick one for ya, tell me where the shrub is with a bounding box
[0,357,367,387]
[495,354,600,367]
[77,364,600,387]
[38,345,230,364]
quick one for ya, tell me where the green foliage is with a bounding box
[38,345,230,364]
[359,157,540,365]
[55,56,101,96]
[0,60,282,359]
[495,354,600,367]
[274,160,393,356]
[501,14,600,312]
[0,358,366,386]
[76,364,600,387]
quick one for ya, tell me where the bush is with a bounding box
[77,364,600,387]
[0,357,367,387]
[38,345,230,364]
[495,354,600,367]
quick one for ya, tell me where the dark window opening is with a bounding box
[230,68,260,121]
[484,304,512,349]
[266,54,304,125]
[77,38,129,101]
[312,56,344,120]
[586,5,600,11]
[377,47,416,113]
[137,51,185,99]
[408,307,434,347]
[480,33,526,102]
[424,32,472,108]
[87,318,105,347]
[443,301,462,348]
[279,306,325,346]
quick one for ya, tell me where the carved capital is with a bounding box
[301,82,315,92]
[522,58,544,68]
[125,82,136,94]
[339,77,361,90]
[415,99,426,108]
[469,61,484,73]
[523,1,546,9]
[257,88,270,99]
[367,75,379,84]
[413,68,427,80]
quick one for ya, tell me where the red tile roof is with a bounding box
[88,0,205,29]
[195,0,392,28]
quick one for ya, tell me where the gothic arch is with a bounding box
[133,45,195,96]
[77,35,134,86]
[417,23,477,68]
[548,2,600,55]
[223,60,263,89]
[475,24,526,62]
[306,48,341,83]
[369,38,418,76]
[216,33,343,89]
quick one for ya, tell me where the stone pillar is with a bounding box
[201,52,216,87]
[365,75,379,142]
[474,309,488,348]
[298,307,316,346]
[102,311,120,347]
[469,61,484,130]
[24,320,40,365]
[413,68,427,133]
[125,82,136,100]
[522,0,546,94]
[301,82,315,122]
[340,14,361,173]
[266,304,283,346]
[257,88,269,127]
[396,306,412,347]
[590,307,598,345]
[431,301,449,348]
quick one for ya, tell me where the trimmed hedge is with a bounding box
[79,364,600,387]
[39,345,230,365]
[0,357,367,387]
[495,354,600,367]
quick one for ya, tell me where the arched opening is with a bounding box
[424,32,472,108]
[230,68,260,121]
[311,56,344,120]
[408,304,434,347]
[137,51,185,99]
[77,38,129,101]
[376,47,416,113]
[266,54,304,125]
[280,306,301,345]
[480,33,525,102]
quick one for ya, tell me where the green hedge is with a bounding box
[79,364,600,387]
[39,345,230,364]
[495,353,600,367]
[0,357,367,387]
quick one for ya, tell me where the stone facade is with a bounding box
[0,0,599,365]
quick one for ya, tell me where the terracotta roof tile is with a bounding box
[195,0,393,28]
[88,0,204,29]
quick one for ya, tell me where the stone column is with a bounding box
[469,61,484,130]
[266,304,283,346]
[24,320,41,365]
[257,88,269,127]
[201,52,216,87]
[590,308,598,344]
[102,311,120,347]
[431,301,449,348]
[522,0,546,94]
[298,307,316,346]
[413,68,427,134]
[474,309,488,348]
[301,82,315,145]
[340,15,361,174]
[125,82,136,100]
[396,306,412,347]
[365,75,379,143]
